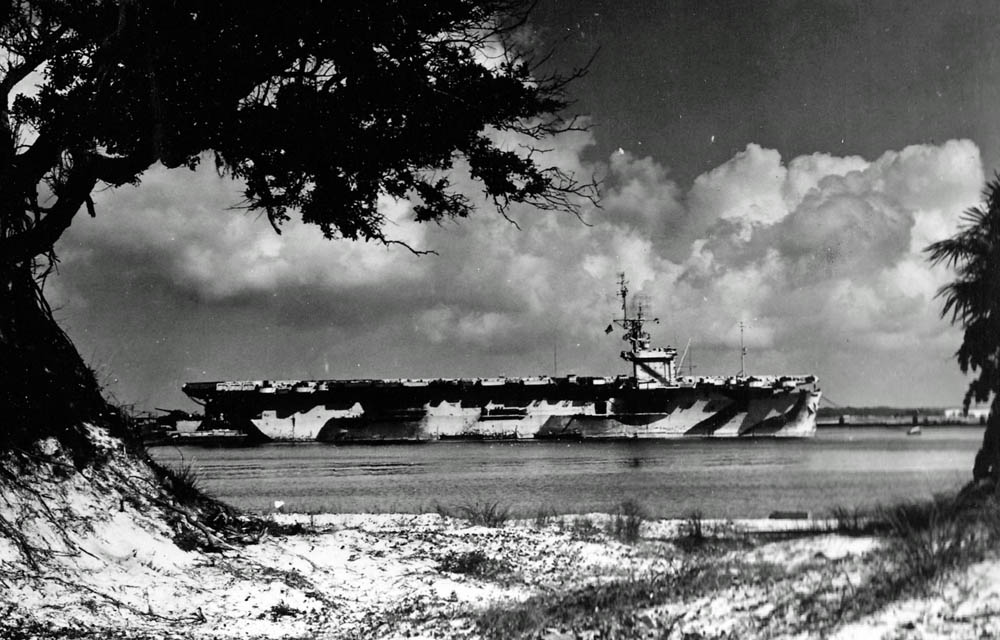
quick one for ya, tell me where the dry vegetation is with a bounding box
[3,425,1000,639]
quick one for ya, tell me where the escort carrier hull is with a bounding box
[182,275,820,442]
[183,374,820,442]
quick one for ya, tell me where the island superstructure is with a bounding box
[183,275,821,442]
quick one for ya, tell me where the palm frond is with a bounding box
[927,174,1000,405]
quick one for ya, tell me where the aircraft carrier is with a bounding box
[183,276,821,442]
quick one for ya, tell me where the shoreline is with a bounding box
[3,430,999,639]
[272,511,843,535]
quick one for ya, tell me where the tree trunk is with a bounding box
[0,263,116,464]
[972,394,1000,485]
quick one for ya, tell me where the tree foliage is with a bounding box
[0,0,596,450]
[0,0,595,269]
[926,177,1000,410]
[927,176,1000,481]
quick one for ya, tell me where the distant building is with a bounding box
[944,407,991,420]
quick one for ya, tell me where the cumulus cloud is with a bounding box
[689,143,790,225]
[54,131,984,407]
[601,150,686,241]
[60,161,433,319]
[782,152,869,210]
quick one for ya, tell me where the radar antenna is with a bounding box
[610,273,658,353]
[606,274,677,387]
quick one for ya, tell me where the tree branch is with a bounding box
[13,131,61,187]
[0,24,72,102]
[0,169,96,267]
[383,238,437,256]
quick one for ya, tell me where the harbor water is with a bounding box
[147,426,980,519]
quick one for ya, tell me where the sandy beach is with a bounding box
[2,429,1000,639]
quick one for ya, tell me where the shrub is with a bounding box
[434,502,453,519]
[157,460,205,505]
[266,602,301,621]
[829,505,876,535]
[571,515,600,539]
[877,496,972,581]
[532,506,557,529]
[455,501,510,528]
[610,500,645,543]
[439,549,508,578]
[682,510,705,543]
[820,492,998,628]
[172,527,204,552]
[478,572,674,638]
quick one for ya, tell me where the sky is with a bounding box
[48,0,1000,412]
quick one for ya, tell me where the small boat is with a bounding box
[907,425,922,436]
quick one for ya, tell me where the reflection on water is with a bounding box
[148,426,980,519]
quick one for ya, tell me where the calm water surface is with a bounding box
[148,426,980,518]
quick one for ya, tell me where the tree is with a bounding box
[0,1,596,456]
[927,176,1000,484]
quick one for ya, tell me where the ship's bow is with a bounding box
[774,388,821,437]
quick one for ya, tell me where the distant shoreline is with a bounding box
[817,421,983,427]
[817,419,985,428]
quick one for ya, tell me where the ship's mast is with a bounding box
[607,274,679,388]
[552,340,557,377]
[739,321,747,377]
[612,273,657,353]
[618,272,629,340]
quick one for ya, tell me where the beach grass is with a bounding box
[531,506,558,529]
[477,559,789,639]
[608,499,645,543]
[152,458,206,505]
[470,488,1000,638]
[435,501,511,527]
[773,487,1000,634]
